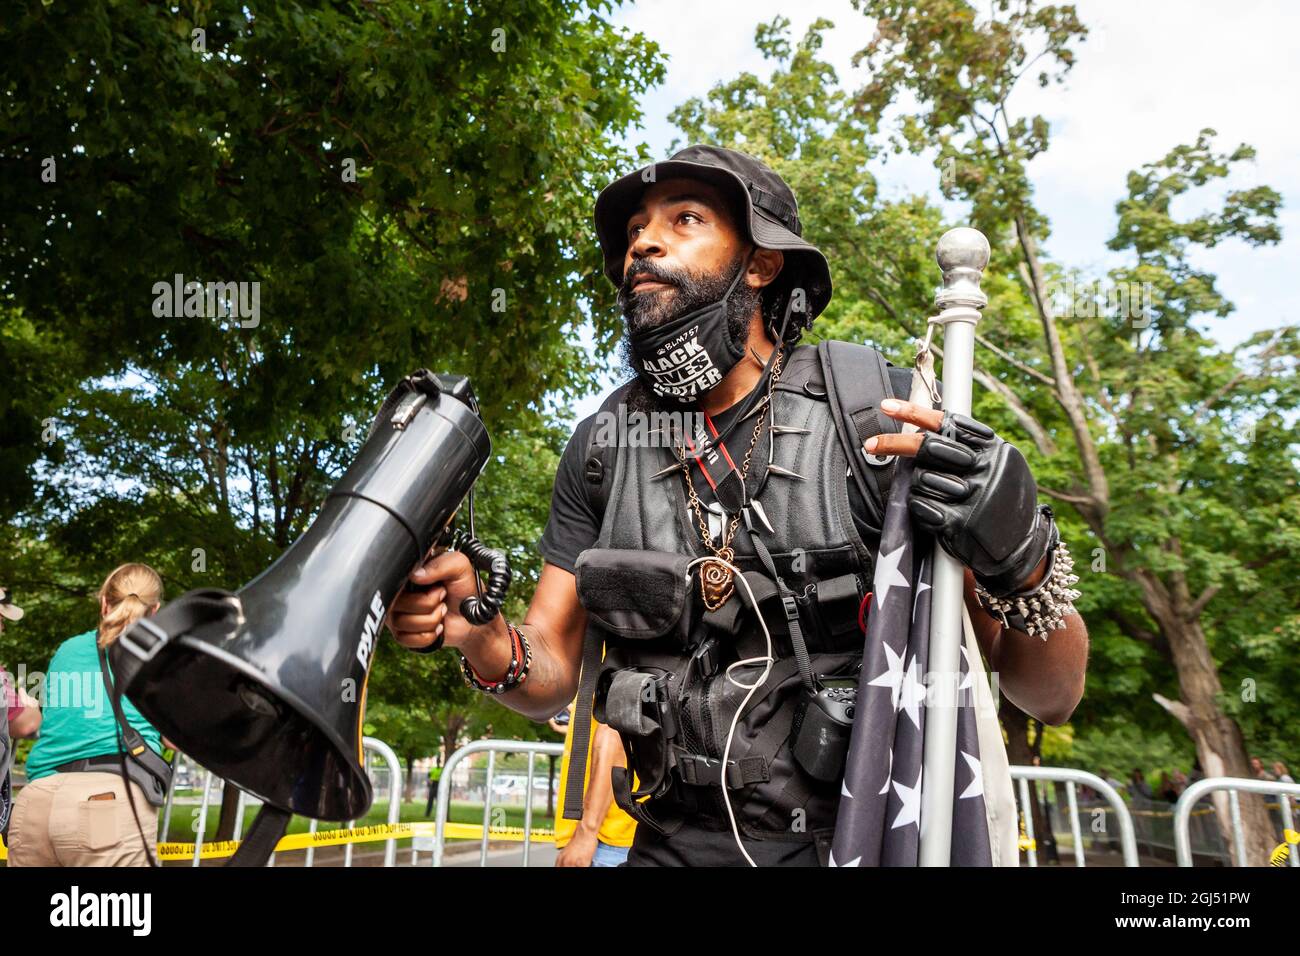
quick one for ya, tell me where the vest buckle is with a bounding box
[673,750,766,789]
[690,637,720,680]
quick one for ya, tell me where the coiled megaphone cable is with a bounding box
[452,530,512,625]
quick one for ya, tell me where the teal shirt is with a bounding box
[24,630,164,782]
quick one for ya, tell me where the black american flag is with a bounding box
[830,454,993,866]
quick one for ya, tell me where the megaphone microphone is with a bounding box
[110,369,508,863]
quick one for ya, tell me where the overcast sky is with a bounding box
[597,0,1296,351]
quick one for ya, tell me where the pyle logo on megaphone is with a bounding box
[355,591,385,669]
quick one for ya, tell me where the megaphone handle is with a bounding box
[402,573,448,654]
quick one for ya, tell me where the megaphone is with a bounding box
[110,369,507,828]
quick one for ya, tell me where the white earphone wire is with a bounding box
[686,555,776,867]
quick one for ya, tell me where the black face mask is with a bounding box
[627,260,750,405]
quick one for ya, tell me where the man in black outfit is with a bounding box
[386,145,1089,866]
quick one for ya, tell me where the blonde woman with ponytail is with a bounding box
[8,563,174,866]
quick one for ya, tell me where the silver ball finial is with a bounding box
[934,226,991,312]
[936,227,990,272]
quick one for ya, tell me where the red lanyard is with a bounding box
[685,410,748,514]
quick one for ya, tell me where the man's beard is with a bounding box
[616,252,762,413]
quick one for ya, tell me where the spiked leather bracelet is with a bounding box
[974,523,1081,640]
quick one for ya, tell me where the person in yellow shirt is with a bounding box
[550,701,636,866]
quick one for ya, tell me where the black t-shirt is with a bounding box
[537,395,883,571]
[537,410,607,574]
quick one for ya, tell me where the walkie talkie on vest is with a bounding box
[110,369,510,865]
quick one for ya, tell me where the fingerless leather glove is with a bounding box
[906,411,1054,596]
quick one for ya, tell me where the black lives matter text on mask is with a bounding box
[640,327,724,399]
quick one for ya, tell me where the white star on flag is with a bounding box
[899,654,926,730]
[872,544,910,611]
[866,641,906,710]
[832,452,996,865]
[958,643,974,694]
[913,578,930,624]
[891,766,923,830]
[959,751,984,800]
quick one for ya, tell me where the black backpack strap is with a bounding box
[561,625,606,821]
[581,381,638,525]
[610,766,689,837]
[816,340,901,531]
[584,427,616,526]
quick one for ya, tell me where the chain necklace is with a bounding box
[675,348,785,611]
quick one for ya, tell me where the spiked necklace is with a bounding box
[673,348,785,611]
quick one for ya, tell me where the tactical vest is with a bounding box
[565,342,906,846]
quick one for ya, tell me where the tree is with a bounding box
[1,0,666,835]
[851,0,1298,864]
[668,15,939,365]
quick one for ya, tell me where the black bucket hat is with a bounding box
[594,144,833,331]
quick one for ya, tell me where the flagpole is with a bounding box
[918,226,990,866]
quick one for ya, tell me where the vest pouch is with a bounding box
[789,674,858,783]
[593,663,680,800]
[794,572,867,654]
[575,548,697,645]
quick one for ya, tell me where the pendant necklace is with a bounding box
[674,348,785,611]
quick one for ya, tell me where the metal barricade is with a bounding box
[359,736,405,867]
[1174,777,1300,868]
[1010,765,1140,867]
[160,736,404,866]
[430,739,564,867]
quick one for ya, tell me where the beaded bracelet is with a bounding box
[460,621,532,694]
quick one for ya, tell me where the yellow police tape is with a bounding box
[1269,828,1300,867]
[0,821,555,862]
[155,821,557,861]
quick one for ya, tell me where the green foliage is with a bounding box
[1068,717,1192,782]
[845,0,1299,771]
[0,0,666,743]
[852,0,1087,242]
[668,16,939,365]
